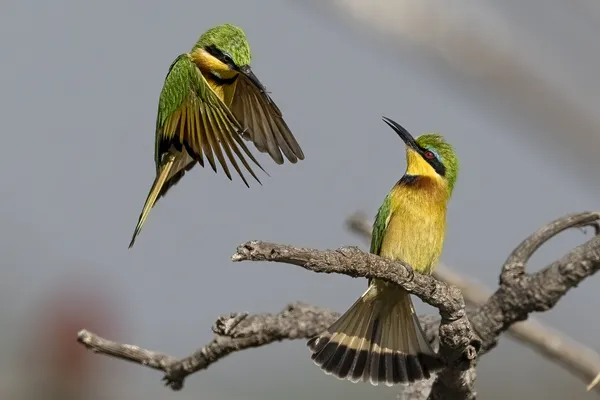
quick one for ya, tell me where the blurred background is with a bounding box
[1,0,599,399]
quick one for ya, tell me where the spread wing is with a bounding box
[155,54,266,187]
[229,73,305,165]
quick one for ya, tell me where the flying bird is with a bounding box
[307,117,459,386]
[129,24,304,248]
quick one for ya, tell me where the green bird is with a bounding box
[307,117,459,386]
[129,23,304,248]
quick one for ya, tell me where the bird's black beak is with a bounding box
[239,65,266,93]
[382,116,420,151]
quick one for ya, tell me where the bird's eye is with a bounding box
[424,151,436,159]
[222,52,234,64]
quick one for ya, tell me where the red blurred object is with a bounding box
[32,277,121,384]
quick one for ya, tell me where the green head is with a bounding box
[382,117,459,196]
[193,24,267,91]
[193,23,252,68]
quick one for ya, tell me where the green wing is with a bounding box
[155,54,266,187]
[370,193,393,256]
[229,73,304,165]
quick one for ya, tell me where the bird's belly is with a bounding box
[379,207,445,275]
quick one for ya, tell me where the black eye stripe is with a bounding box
[205,45,236,67]
[418,147,446,176]
[419,147,435,158]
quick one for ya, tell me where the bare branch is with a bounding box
[76,212,600,399]
[346,212,600,391]
[77,329,178,373]
[77,303,439,392]
[231,241,468,319]
[78,303,339,390]
[232,241,480,399]
[471,212,600,350]
[502,212,600,281]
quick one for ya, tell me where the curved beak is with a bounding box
[239,65,266,93]
[382,116,420,151]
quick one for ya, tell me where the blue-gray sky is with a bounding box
[1,1,598,399]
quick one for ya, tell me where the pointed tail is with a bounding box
[307,283,443,386]
[128,156,176,249]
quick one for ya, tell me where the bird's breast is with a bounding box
[203,74,226,100]
[200,70,238,106]
[379,178,447,274]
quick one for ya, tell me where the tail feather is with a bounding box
[307,284,443,386]
[128,155,177,248]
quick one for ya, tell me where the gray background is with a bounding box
[1,1,598,399]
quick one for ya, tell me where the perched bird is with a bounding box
[129,23,304,248]
[307,117,459,386]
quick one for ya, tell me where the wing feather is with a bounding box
[371,194,393,256]
[195,102,217,173]
[213,107,264,184]
[201,103,231,179]
[192,102,207,168]
[230,74,305,164]
[243,90,267,152]
[247,89,284,162]
[155,54,265,185]
[206,108,250,187]
[187,102,203,166]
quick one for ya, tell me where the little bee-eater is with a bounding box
[129,23,304,248]
[307,117,459,386]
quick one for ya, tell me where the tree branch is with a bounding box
[471,212,600,350]
[232,241,480,399]
[76,212,600,399]
[78,303,339,390]
[346,212,600,392]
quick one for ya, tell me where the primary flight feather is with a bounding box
[129,23,304,248]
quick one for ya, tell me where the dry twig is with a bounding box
[78,304,339,390]
[77,212,600,399]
